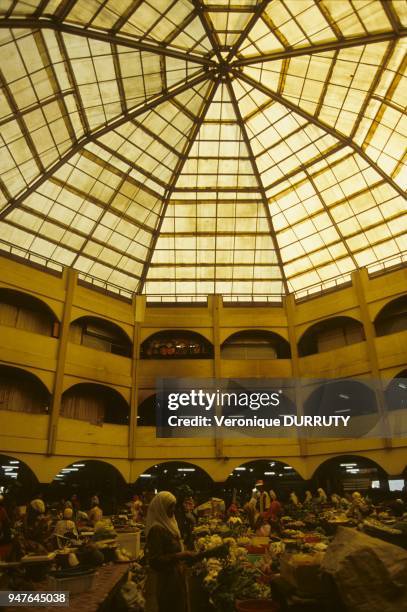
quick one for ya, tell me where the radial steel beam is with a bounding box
[349,40,395,139]
[380,0,401,34]
[235,70,406,199]
[191,0,222,62]
[225,75,289,294]
[233,28,407,66]
[0,70,215,220]
[0,18,216,66]
[110,0,144,34]
[226,0,269,62]
[55,0,77,21]
[137,76,219,293]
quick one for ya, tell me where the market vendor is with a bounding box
[347,491,370,520]
[23,498,52,553]
[88,499,103,526]
[267,490,283,523]
[175,487,196,550]
[254,514,271,537]
[0,495,11,546]
[129,494,144,522]
[54,507,78,543]
[244,493,259,529]
[254,480,271,514]
[144,491,200,612]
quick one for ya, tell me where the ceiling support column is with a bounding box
[352,268,392,449]
[284,293,308,457]
[129,296,146,459]
[47,267,76,455]
[210,294,224,459]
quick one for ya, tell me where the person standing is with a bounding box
[144,491,198,612]
[255,480,270,514]
[88,500,103,526]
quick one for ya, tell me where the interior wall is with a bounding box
[0,253,406,484]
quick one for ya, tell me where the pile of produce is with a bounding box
[194,531,271,611]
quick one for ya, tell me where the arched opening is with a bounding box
[0,288,58,337]
[137,394,157,426]
[385,370,407,411]
[224,459,304,506]
[0,454,39,505]
[303,379,379,437]
[312,455,388,499]
[133,462,214,502]
[140,330,214,359]
[0,365,50,415]
[61,383,129,425]
[221,330,291,359]
[374,295,407,337]
[50,460,127,514]
[69,316,132,357]
[298,316,365,356]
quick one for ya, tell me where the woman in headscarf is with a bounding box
[144,491,198,612]
[54,507,78,543]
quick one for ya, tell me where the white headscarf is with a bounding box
[145,491,180,539]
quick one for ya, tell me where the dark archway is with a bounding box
[221,330,291,359]
[69,316,132,357]
[312,455,388,499]
[0,288,58,336]
[374,295,407,336]
[298,316,365,356]
[61,383,129,425]
[141,330,213,359]
[224,459,304,506]
[133,462,214,503]
[0,454,39,505]
[138,394,157,426]
[303,380,379,438]
[385,370,407,411]
[50,460,127,514]
[0,365,50,414]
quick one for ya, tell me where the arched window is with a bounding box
[61,384,129,425]
[0,366,50,414]
[298,316,365,356]
[69,316,132,357]
[141,331,213,359]
[221,330,291,359]
[374,295,407,337]
[0,289,58,336]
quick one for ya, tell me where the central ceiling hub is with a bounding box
[217,58,230,80]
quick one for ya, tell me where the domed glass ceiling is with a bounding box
[0,0,406,302]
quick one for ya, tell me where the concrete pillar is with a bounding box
[284,293,308,456]
[129,296,146,459]
[210,294,223,459]
[352,268,391,448]
[47,267,76,455]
